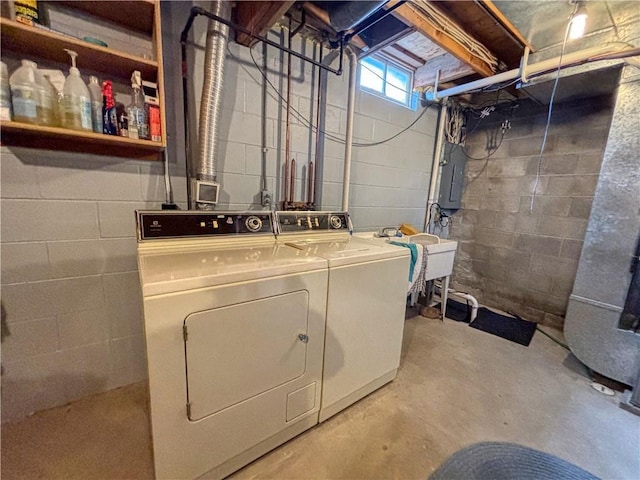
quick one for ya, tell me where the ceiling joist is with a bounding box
[235,1,295,47]
[390,1,494,78]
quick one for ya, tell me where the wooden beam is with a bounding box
[414,55,475,88]
[390,43,426,66]
[235,1,294,47]
[478,0,534,52]
[392,3,494,78]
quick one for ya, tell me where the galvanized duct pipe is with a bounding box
[196,0,231,208]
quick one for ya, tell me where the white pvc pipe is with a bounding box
[424,105,447,232]
[426,45,629,101]
[342,48,357,211]
[447,289,479,323]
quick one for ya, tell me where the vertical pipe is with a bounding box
[307,161,314,203]
[290,158,296,203]
[313,44,323,207]
[181,41,192,208]
[424,104,447,232]
[163,148,174,205]
[261,42,268,192]
[312,161,317,204]
[283,21,293,207]
[341,47,357,211]
[197,0,231,184]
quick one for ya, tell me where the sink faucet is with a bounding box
[377,227,401,238]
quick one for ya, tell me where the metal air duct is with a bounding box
[194,0,231,209]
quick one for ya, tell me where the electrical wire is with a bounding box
[240,43,439,148]
[535,325,570,350]
[530,4,575,213]
[408,0,499,72]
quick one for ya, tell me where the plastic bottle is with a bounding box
[87,75,103,134]
[33,67,55,126]
[62,49,92,131]
[41,69,65,128]
[0,61,12,121]
[126,70,148,140]
[9,59,41,124]
[102,80,118,135]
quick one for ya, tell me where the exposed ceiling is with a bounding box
[233,0,640,102]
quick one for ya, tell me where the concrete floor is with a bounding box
[2,313,639,479]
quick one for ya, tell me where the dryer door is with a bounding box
[184,290,309,421]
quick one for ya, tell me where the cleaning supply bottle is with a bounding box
[0,61,12,121]
[40,69,65,128]
[87,75,103,133]
[102,80,118,135]
[62,49,92,131]
[126,70,148,140]
[9,59,41,124]
[33,67,55,126]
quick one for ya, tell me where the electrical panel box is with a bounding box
[438,142,467,210]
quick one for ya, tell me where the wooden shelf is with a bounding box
[0,0,166,161]
[0,18,158,82]
[54,1,156,35]
[1,121,164,160]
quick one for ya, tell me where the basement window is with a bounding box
[359,55,416,109]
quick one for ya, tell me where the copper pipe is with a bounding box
[290,158,296,203]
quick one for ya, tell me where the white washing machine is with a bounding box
[275,211,410,422]
[136,211,328,479]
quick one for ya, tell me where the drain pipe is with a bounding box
[424,102,447,232]
[341,47,357,211]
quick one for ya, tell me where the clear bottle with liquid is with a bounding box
[33,67,55,126]
[0,61,12,121]
[9,60,43,124]
[126,70,148,140]
[62,49,92,131]
[87,75,103,134]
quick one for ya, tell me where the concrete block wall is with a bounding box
[449,96,614,327]
[175,1,438,228]
[1,3,437,422]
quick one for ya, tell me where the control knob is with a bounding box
[245,215,263,232]
[329,215,343,229]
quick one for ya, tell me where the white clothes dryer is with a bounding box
[136,211,328,479]
[275,212,410,422]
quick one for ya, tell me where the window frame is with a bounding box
[358,54,416,110]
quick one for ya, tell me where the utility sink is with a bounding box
[355,232,458,280]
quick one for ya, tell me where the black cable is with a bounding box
[535,325,570,350]
[244,43,439,148]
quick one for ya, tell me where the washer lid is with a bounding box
[282,237,410,267]
[138,244,327,296]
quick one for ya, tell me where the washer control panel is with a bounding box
[137,211,273,241]
[276,211,350,234]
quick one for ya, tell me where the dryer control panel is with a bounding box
[276,211,351,234]
[137,211,274,241]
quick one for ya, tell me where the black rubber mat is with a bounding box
[470,307,536,346]
[434,299,471,323]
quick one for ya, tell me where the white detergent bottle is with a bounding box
[62,49,92,131]
[87,75,103,133]
[9,60,41,125]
